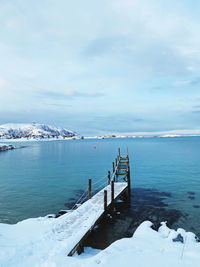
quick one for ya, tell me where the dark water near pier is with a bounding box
[0,137,200,241]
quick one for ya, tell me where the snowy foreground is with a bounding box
[0,216,200,267]
[0,123,75,140]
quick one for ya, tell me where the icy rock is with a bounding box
[59,210,69,215]
[47,214,56,218]
[0,144,15,151]
[172,233,184,243]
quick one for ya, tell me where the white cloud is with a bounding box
[0,77,6,88]
[173,80,192,86]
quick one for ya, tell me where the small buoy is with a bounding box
[94,146,96,150]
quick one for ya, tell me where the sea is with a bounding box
[0,137,200,247]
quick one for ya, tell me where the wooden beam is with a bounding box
[118,148,120,157]
[88,179,92,199]
[108,171,110,185]
[116,172,127,175]
[112,162,115,173]
[111,181,114,203]
[104,190,107,211]
[120,157,129,161]
[127,166,131,195]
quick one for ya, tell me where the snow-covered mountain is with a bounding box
[0,123,76,140]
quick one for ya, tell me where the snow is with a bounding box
[1,217,200,267]
[0,123,76,140]
[0,183,127,266]
[160,134,181,138]
[0,183,199,267]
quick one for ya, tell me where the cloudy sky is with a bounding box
[0,0,200,135]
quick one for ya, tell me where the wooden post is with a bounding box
[118,148,120,157]
[104,190,107,211]
[111,181,114,203]
[112,162,115,173]
[127,166,131,195]
[108,171,110,185]
[115,158,117,166]
[88,179,92,199]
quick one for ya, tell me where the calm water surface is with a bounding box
[0,137,200,235]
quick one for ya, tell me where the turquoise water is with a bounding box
[0,137,200,233]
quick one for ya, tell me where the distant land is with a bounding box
[0,123,200,141]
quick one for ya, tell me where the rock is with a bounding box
[47,214,56,218]
[188,196,195,200]
[59,210,68,215]
[74,204,81,209]
[0,144,15,152]
[193,205,200,208]
[172,233,184,243]
[195,235,200,242]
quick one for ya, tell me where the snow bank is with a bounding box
[0,217,200,267]
[0,123,76,140]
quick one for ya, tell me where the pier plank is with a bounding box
[54,182,127,256]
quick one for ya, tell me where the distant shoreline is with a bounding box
[1,135,200,143]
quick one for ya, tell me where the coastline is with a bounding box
[1,135,200,143]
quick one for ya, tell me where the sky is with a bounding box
[0,0,200,136]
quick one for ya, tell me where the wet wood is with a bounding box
[111,181,114,203]
[108,171,110,184]
[88,179,92,199]
[104,190,107,211]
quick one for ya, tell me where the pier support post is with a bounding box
[115,158,117,166]
[112,162,115,181]
[88,179,92,199]
[118,148,120,158]
[104,190,107,211]
[127,166,131,195]
[108,171,110,185]
[111,181,114,203]
[127,147,129,158]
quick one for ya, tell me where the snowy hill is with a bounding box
[0,123,76,140]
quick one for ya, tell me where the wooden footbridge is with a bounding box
[56,148,131,256]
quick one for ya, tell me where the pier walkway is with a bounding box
[55,148,131,256]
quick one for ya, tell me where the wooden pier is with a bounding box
[58,148,131,256]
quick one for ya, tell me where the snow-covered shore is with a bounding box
[0,218,199,267]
